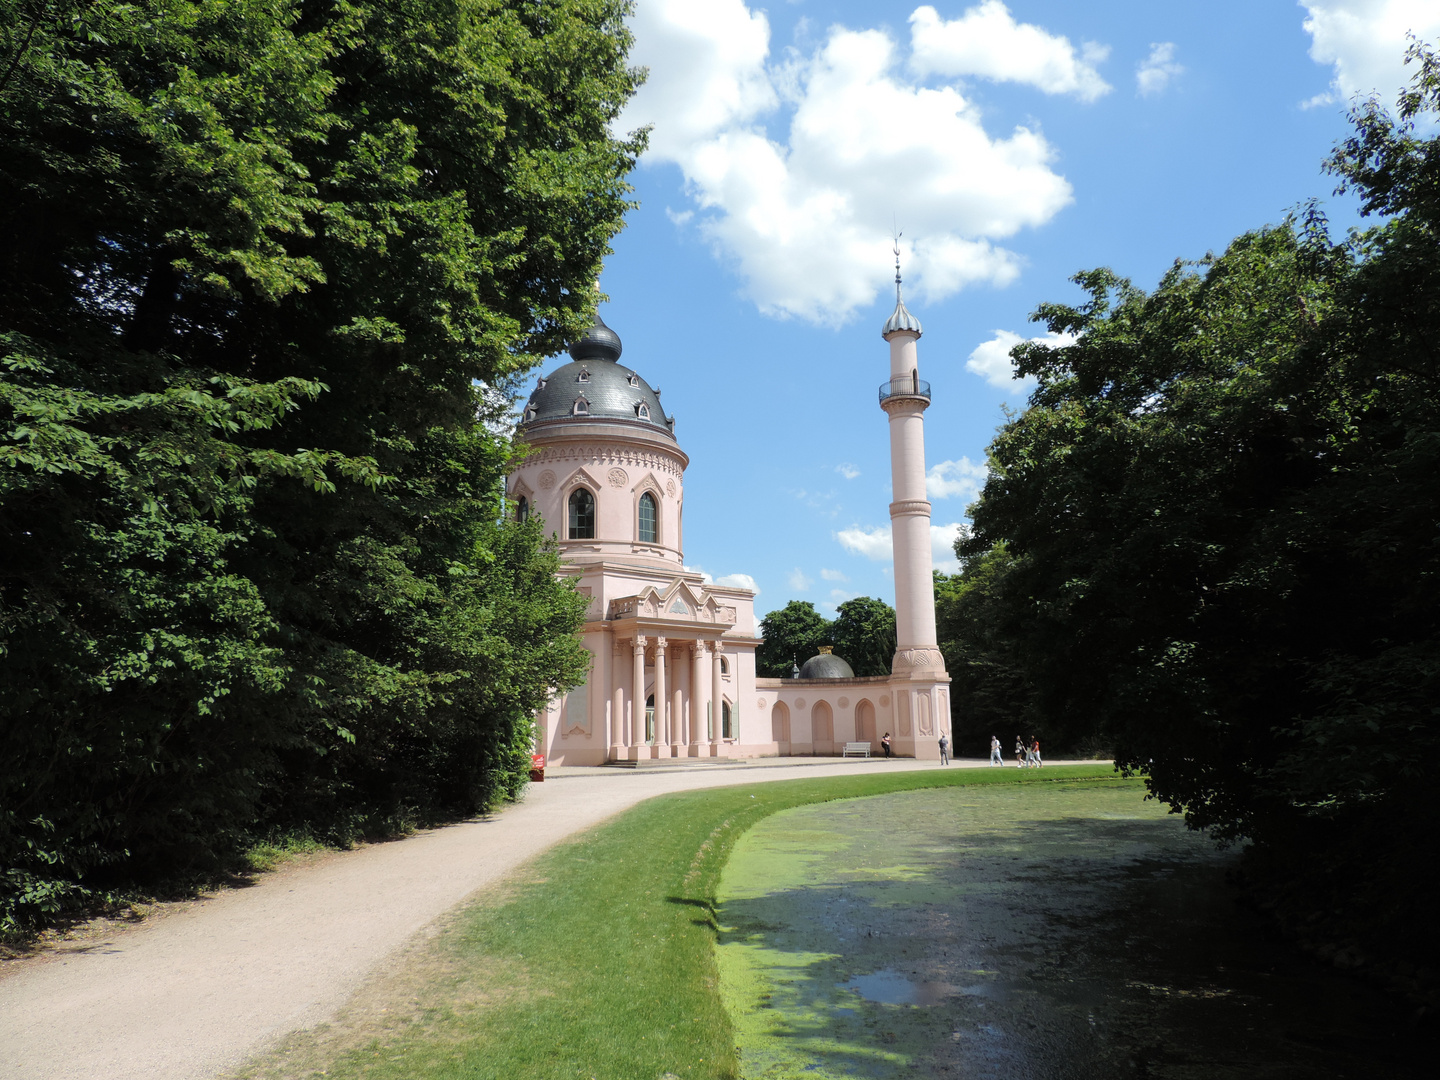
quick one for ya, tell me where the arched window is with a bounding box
[572,396,589,416]
[719,656,729,676]
[568,488,595,539]
[722,700,734,740]
[577,366,590,382]
[516,496,529,523]
[636,402,650,420]
[638,492,657,543]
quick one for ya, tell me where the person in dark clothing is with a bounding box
[937,734,949,764]
[881,732,892,758]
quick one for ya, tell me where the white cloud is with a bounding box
[714,572,759,593]
[909,3,1111,102]
[932,522,967,574]
[787,567,814,591]
[840,522,966,571]
[830,588,858,604]
[927,457,988,501]
[1300,1,1440,107]
[1136,42,1183,96]
[835,462,861,480]
[820,568,849,582]
[836,524,893,561]
[966,328,1075,389]
[683,564,713,583]
[622,0,777,159]
[621,2,1076,324]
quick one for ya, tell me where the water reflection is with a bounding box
[845,969,956,1006]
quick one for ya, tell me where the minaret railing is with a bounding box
[878,376,931,403]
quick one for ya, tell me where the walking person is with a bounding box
[881,732,893,758]
[989,735,1003,766]
[938,734,949,765]
[1032,737,1042,768]
[1015,736,1026,768]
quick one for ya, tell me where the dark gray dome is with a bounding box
[798,651,855,679]
[520,315,672,437]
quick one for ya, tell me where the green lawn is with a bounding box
[240,764,1115,1080]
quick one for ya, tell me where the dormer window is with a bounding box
[577,366,590,382]
[536,377,547,390]
[627,372,640,387]
[573,396,589,416]
[523,406,537,422]
[636,402,650,421]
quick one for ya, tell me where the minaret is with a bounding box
[879,244,950,757]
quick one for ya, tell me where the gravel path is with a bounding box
[0,757,1016,1080]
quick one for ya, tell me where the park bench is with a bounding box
[842,742,871,758]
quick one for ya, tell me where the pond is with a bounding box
[715,779,1429,1079]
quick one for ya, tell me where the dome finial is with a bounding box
[883,232,923,339]
[894,231,903,303]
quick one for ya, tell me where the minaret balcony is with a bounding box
[878,376,931,404]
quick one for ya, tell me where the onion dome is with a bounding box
[883,295,922,338]
[519,314,673,438]
[568,315,623,363]
[798,646,856,679]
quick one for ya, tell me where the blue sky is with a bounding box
[533,1,1438,618]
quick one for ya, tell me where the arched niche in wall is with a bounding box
[812,700,835,755]
[855,699,876,745]
[770,700,790,745]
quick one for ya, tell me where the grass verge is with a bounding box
[237,764,1116,1080]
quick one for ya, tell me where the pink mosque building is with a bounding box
[509,269,950,764]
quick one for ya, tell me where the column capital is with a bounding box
[692,639,709,657]
[655,635,668,650]
[633,634,647,651]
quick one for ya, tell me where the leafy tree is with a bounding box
[962,41,1440,960]
[1,0,637,935]
[756,601,832,677]
[934,546,1035,754]
[828,596,896,677]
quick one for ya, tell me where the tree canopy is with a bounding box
[1,0,641,937]
[828,596,896,678]
[958,42,1440,959]
[757,596,896,678]
[756,600,832,678]
[935,547,1035,754]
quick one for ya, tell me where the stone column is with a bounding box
[654,636,667,758]
[631,635,647,754]
[611,676,624,757]
[711,646,724,753]
[691,641,708,757]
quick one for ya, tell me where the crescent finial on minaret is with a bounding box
[883,234,922,339]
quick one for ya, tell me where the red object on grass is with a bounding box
[529,754,546,782]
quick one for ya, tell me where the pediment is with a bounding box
[565,466,602,492]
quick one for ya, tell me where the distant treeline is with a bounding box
[0,0,641,938]
[939,45,1440,970]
